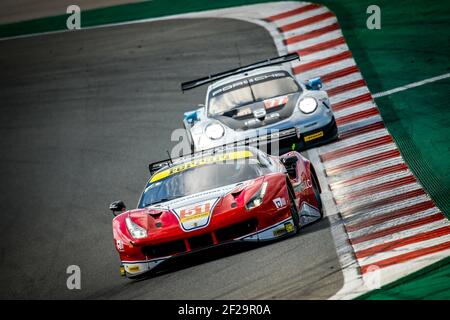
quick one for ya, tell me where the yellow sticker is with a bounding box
[128,265,140,273]
[285,223,294,233]
[150,150,254,183]
[304,131,324,142]
[273,227,287,236]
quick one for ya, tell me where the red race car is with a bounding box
[109,146,323,278]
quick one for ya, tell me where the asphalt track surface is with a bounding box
[0,18,343,299]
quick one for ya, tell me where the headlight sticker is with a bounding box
[273,197,287,209]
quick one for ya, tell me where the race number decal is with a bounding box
[172,199,219,231]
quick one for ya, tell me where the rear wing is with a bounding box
[148,128,297,175]
[181,53,300,92]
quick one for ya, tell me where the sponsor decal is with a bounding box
[128,265,140,273]
[285,222,295,233]
[150,150,253,182]
[116,239,124,251]
[273,197,287,209]
[210,72,288,97]
[293,179,312,193]
[304,131,324,142]
[272,222,294,236]
[172,198,219,231]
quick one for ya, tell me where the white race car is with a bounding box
[182,53,338,153]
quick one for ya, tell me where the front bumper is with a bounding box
[120,217,296,278]
[193,108,338,153]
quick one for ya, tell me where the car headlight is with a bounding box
[245,181,268,210]
[125,217,147,239]
[298,97,317,114]
[205,123,225,140]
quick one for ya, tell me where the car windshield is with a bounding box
[138,158,270,208]
[208,72,300,116]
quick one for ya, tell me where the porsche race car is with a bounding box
[182,53,338,154]
[109,145,323,278]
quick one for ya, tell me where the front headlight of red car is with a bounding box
[245,181,268,210]
[125,217,147,239]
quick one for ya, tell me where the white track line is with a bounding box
[373,73,450,98]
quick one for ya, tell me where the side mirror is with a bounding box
[109,200,126,216]
[183,110,199,125]
[305,77,323,90]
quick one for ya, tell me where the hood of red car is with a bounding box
[127,177,264,233]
